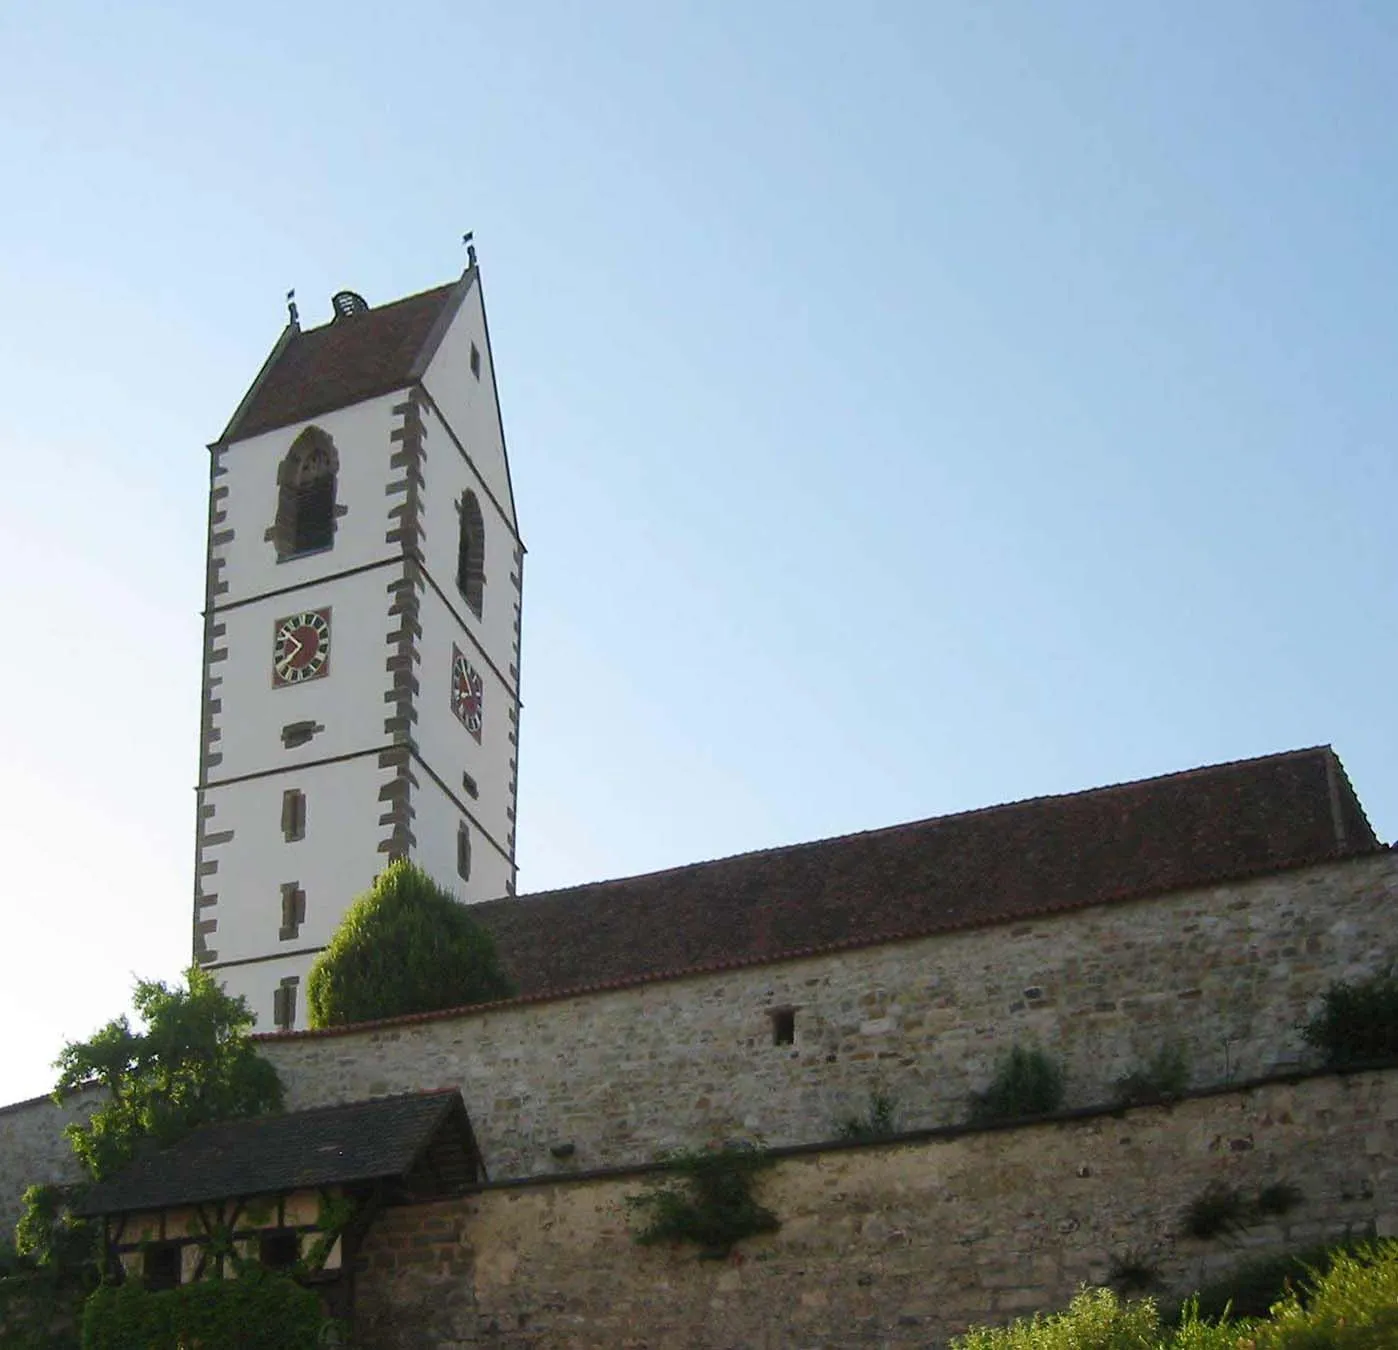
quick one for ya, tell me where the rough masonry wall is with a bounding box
[2,855,1394,1239]
[354,1067,1398,1350]
[265,854,1398,1180]
[0,1088,99,1236]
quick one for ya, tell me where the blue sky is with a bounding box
[1,1,1395,1103]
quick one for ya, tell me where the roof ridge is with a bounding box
[293,280,458,337]
[509,746,1338,905]
[192,1086,461,1131]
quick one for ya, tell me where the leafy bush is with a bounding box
[970,1046,1066,1124]
[952,1286,1238,1349]
[1302,972,1398,1067]
[836,1091,898,1141]
[1187,1241,1359,1322]
[627,1144,779,1259]
[14,1187,95,1278]
[81,1267,325,1350]
[953,1241,1398,1349]
[307,860,514,1028]
[54,968,282,1182]
[0,1268,84,1350]
[1116,1043,1190,1107]
[1251,1242,1398,1348]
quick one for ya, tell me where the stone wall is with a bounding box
[266,853,1398,1181]
[2,853,1394,1241]
[0,1087,98,1237]
[353,1066,1398,1350]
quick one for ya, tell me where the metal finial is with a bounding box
[286,288,300,328]
[462,231,477,268]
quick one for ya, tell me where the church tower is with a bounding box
[194,266,522,1031]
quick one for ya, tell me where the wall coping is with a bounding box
[461,1057,1398,1195]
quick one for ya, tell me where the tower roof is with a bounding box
[219,278,466,444]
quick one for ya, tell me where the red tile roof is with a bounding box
[262,746,1382,1046]
[221,281,460,443]
[471,746,1378,1003]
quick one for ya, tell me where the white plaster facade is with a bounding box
[195,272,523,1031]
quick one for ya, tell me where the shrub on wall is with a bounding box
[969,1046,1066,1124]
[627,1144,779,1259]
[1302,970,1398,1067]
[307,860,515,1028]
[835,1091,898,1141]
[81,1267,325,1350]
[1182,1182,1250,1241]
[1115,1043,1190,1107]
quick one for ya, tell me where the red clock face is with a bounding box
[272,609,331,686]
[451,646,483,741]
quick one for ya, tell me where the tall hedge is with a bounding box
[81,1269,323,1350]
[306,860,514,1028]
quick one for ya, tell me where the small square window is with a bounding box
[144,1242,181,1291]
[770,1009,796,1046]
[462,771,479,799]
[469,343,481,379]
[260,1230,300,1271]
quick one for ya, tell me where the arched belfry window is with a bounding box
[457,490,485,616]
[267,428,344,561]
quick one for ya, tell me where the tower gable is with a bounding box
[417,276,517,528]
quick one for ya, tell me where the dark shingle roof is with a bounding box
[221,281,461,443]
[467,746,1378,1004]
[73,1090,475,1216]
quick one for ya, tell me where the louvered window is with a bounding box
[281,789,306,842]
[268,428,341,561]
[457,491,485,615]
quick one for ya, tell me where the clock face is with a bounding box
[450,646,484,741]
[272,609,331,687]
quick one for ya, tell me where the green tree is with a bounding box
[306,860,514,1028]
[54,967,283,1183]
